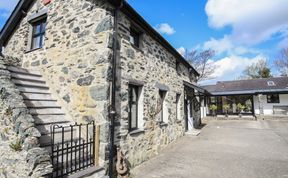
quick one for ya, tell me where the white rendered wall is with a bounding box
[254,94,288,115]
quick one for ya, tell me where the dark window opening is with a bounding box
[267,94,280,103]
[159,90,167,122]
[31,18,46,50]
[129,85,139,131]
[189,98,193,117]
[176,94,181,120]
[130,28,141,48]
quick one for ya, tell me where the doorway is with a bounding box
[184,87,196,131]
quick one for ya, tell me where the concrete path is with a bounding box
[132,120,288,178]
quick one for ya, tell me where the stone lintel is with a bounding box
[155,82,169,91]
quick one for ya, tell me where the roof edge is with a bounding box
[0,0,34,47]
[0,0,200,77]
[120,1,199,76]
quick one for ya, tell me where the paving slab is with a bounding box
[132,120,288,178]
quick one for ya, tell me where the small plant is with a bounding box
[245,100,252,112]
[209,104,217,117]
[3,127,9,134]
[236,103,245,117]
[9,139,22,151]
[223,104,230,117]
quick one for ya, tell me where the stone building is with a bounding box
[0,0,201,177]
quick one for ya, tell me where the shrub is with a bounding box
[209,104,217,111]
[223,104,230,112]
[9,139,22,151]
[236,103,245,113]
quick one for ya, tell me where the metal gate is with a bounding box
[50,122,96,177]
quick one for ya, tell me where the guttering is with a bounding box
[183,81,210,95]
[209,88,288,96]
[109,0,123,178]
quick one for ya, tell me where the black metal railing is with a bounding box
[51,122,95,178]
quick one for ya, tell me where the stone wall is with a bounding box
[3,0,199,172]
[115,12,197,167]
[0,56,52,177]
[3,0,114,165]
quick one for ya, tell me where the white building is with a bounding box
[202,77,288,117]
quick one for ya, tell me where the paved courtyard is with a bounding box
[132,119,288,178]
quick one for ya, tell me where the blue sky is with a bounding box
[1,0,288,84]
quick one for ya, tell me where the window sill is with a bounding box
[130,43,144,54]
[129,129,145,136]
[176,120,182,124]
[25,47,43,54]
[158,122,168,127]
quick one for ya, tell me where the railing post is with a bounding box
[94,125,100,166]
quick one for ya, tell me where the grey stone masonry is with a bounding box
[0,56,52,177]
[2,0,199,174]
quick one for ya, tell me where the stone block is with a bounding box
[90,85,110,101]
[95,17,112,34]
[77,75,95,86]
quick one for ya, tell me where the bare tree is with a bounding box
[274,48,288,76]
[185,49,216,81]
[241,59,272,79]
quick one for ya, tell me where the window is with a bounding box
[176,94,181,120]
[129,85,139,131]
[130,28,140,48]
[267,81,275,86]
[210,97,216,103]
[267,94,280,103]
[31,18,46,50]
[159,90,167,123]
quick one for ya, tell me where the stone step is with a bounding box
[29,108,65,115]
[24,100,59,108]
[7,66,42,76]
[37,124,75,135]
[34,115,71,125]
[11,73,45,83]
[21,93,55,101]
[67,166,104,178]
[12,79,48,88]
[18,86,50,94]
[39,134,81,148]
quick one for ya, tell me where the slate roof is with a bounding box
[202,77,288,95]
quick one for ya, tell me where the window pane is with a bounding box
[41,22,46,33]
[130,29,140,47]
[132,87,137,102]
[267,94,279,103]
[32,36,41,49]
[131,104,137,129]
[33,24,41,34]
[129,85,139,131]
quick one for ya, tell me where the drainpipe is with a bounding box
[109,0,123,177]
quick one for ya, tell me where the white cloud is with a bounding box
[203,35,260,56]
[213,55,263,78]
[177,46,186,56]
[205,0,288,45]
[203,35,233,54]
[155,23,176,35]
[0,0,19,12]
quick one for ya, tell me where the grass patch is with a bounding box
[9,139,22,151]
